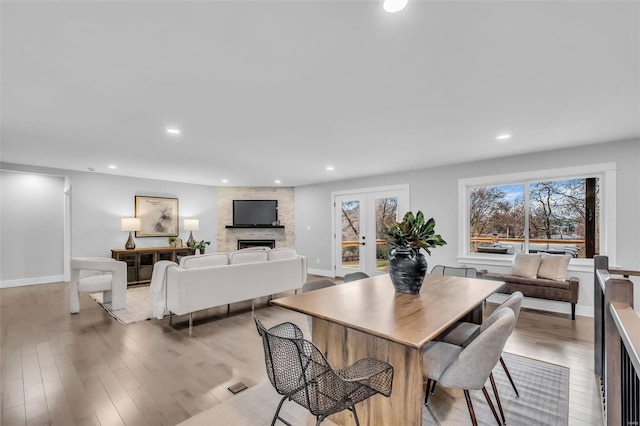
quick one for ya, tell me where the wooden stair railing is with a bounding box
[593,255,639,426]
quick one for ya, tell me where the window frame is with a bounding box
[457,163,617,271]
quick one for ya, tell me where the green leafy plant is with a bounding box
[168,236,177,244]
[193,240,211,251]
[384,211,447,255]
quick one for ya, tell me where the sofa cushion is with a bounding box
[229,251,268,264]
[528,243,548,252]
[267,248,297,261]
[563,245,580,257]
[180,253,229,269]
[511,253,541,279]
[500,242,523,254]
[478,246,509,254]
[480,271,572,290]
[537,253,570,281]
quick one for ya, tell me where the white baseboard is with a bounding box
[307,268,334,278]
[0,275,65,288]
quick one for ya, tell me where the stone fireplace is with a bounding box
[238,239,276,250]
[217,187,295,253]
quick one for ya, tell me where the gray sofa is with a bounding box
[478,269,580,320]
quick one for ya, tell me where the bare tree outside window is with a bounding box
[375,197,398,271]
[469,178,599,258]
[341,201,360,268]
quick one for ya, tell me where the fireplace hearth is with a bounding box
[238,239,276,250]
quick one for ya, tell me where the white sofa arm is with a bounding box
[150,260,178,319]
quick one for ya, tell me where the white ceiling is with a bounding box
[1,1,639,187]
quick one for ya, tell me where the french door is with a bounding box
[334,185,409,278]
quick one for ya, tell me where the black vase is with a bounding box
[388,247,427,294]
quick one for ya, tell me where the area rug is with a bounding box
[90,286,153,325]
[177,352,569,426]
[423,352,569,425]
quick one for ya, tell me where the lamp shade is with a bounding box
[184,219,199,231]
[121,217,141,232]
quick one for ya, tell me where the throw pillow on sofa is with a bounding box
[511,253,542,279]
[537,253,571,281]
[229,251,268,264]
[267,248,297,261]
[180,253,229,269]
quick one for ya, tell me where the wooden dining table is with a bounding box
[271,273,504,426]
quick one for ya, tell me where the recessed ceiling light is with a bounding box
[496,134,512,140]
[274,180,281,184]
[326,165,335,171]
[383,0,408,13]
[166,128,181,135]
[221,179,228,183]
[108,165,117,169]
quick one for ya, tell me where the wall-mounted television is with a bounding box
[233,200,278,226]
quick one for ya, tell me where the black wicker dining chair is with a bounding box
[430,265,479,278]
[254,317,394,426]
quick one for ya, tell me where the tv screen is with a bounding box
[233,200,278,226]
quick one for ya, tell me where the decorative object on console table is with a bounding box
[168,236,177,247]
[121,217,141,250]
[135,196,179,237]
[384,211,447,293]
[193,240,210,255]
[184,219,199,247]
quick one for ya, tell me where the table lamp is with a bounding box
[121,217,141,250]
[184,219,199,248]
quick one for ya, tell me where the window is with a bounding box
[459,164,616,265]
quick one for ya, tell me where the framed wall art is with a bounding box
[135,196,179,237]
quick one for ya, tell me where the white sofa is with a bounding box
[150,248,307,320]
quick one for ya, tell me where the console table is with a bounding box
[111,247,194,285]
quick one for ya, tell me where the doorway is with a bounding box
[333,185,409,278]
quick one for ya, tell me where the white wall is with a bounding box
[295,138,640,316]
[70,172,217,256]
[0,170,66,285]
[0,163,217,286]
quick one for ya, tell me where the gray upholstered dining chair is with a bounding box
[302,279,336,293]
[423,308,515,426]
[430,264,479,278]
[438,291,524,398]
[302,279,336,334]
[343,271,370,282]
[254,317,394,426]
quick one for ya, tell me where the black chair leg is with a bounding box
[425,379,432,405]
[482,386,502,426]
[489,372,506,425]
[351,405,360,426]
[500,356,519,397]
[571,303,576,320]
[430,379,437,394]
[463,390,478,426]
[271,395,293,426]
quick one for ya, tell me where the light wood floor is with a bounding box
[1,280,603,426]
